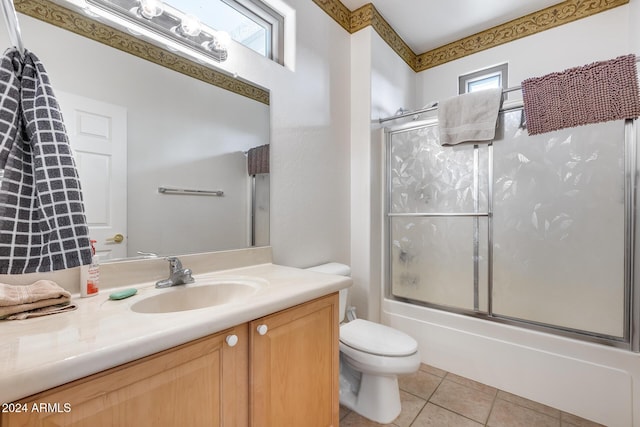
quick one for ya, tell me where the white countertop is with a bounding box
[0,263,351,403]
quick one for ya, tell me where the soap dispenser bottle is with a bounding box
[80,239,100,297]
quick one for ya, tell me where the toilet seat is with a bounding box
[340,319,418,357]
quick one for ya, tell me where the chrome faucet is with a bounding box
[155,256,195,288]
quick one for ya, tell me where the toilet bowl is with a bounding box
[306,263,421,424]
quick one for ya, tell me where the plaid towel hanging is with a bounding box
[0,48,92,274]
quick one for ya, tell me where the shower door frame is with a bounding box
[383,106,640,351]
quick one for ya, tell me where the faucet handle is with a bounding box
[137,252,182,270]
[166,256,184,271]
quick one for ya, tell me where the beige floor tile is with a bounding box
[444,372,498,396]
[338,391,425,426]
[340,405,352,421]
[488,398,560,427]
[398,370,442,400]
[411,403,483,427]
[418,363,447,378]
[496,390,560,418]
[560,412,606,426]
[339,410,395,427]
[430,379,495,424]
[341,367,598,427]
[393,390,427,427]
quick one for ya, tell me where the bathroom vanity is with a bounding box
[0,249,349,427]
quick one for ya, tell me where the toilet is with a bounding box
[307,263,421,424]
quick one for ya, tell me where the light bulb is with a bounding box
[179,14,202,37]
[202,31,230,61]
[138,0,164,19]
[214,31,230,50]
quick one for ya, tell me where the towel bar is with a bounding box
[158,187,224,196]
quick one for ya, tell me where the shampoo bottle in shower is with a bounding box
[80,239,100,297]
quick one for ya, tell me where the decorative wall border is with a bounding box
[15,0,270,105]
[415,0,630,72]
[314,0,630,72]
[350,3,415,70]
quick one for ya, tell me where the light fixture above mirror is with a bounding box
[86,0,230,62]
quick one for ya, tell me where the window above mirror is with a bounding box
[169,0,284,62]
[171,0,283,63]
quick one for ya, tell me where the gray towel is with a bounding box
[437,88,503,146]
[0,48,92,274]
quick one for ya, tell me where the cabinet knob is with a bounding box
[226,334,239,347]
[256,324,268,335]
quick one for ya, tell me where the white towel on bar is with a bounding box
[437,88,503,146]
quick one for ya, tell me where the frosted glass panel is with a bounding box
[492,111,625,337]
[390,217,488,312]
[389,125,488,213]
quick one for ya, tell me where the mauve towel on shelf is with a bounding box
[0,48,92,274]
[247,144,269,175]
[521,54,640,135]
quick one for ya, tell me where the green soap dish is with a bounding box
[109,288,138,300]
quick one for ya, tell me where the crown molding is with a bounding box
[15,0,270,105]
[351,3,416,69]
[314,0,630,72]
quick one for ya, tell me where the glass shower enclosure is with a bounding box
[385,107,637,348]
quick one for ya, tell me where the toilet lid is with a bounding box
[340,319,418,357]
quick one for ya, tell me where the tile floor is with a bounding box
[339,363,605,427]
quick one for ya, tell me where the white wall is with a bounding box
[350,27,417,321]
[350,28,374,320]
[379,4,640,426]
[218,0,353,269]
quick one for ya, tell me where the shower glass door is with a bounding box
[491,111,626,338]
[386,108,631,344]
[388,121,490,313]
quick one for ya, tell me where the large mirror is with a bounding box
[1,0,270,261]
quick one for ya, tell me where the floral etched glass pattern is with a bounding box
[387,110,627,339]
[389,124,488,214]
[388,122,489,312]
[492,111,625,337]
[390,216,488,311]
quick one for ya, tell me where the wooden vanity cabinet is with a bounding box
[250,293,339,427]
[1,293,339,427]
[1,324,249,427]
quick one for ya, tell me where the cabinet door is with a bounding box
[1,324,249,427]
[250,293,339,427]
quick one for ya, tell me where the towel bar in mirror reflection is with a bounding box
[158,187,224,197]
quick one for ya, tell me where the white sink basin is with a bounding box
[130,278,265,314]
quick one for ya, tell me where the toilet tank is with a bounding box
[306,263,350,322]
